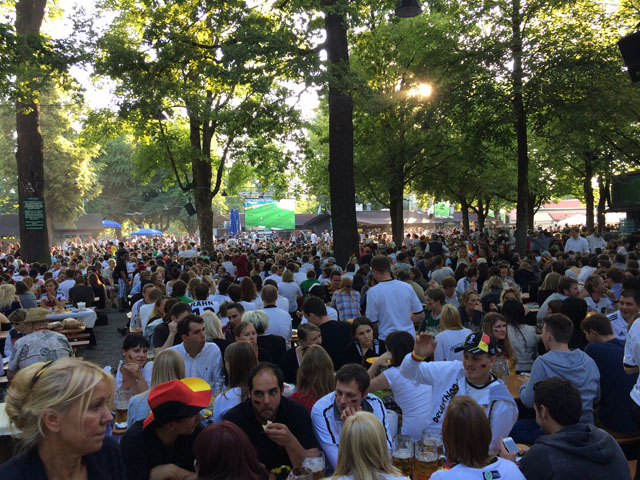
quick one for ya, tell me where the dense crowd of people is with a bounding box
[0,224,638,479]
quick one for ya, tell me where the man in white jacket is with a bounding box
[400,331,517,455]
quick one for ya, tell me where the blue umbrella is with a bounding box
[130,228,163,237]
[102,220,122,228]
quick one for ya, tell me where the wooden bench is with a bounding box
[614,434,640,477]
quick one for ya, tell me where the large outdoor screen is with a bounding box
[244,199,295,230]
[611,172,640,210]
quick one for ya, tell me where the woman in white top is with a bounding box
[213,341,257,422]
[332,411,410,480]
[430,396,525,480]
[434,304,472,362]
[115,334,153,394]
[368,331,432,440]
[278,269,302,314]
[501,300,538,373]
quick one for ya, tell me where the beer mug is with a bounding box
[413,438,439,480]
[392,435,414,477]
[287,467,313,480]
[114,388,133,429]
[420,429,444,459]
[491,355,509,380]
[301,450,325,480]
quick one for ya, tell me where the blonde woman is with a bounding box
[434,304,472,361]
[332,411,409,480]
[0,283,22,316]
[0,358,124,479]
[127,349,185,427]
[330,277,361,322]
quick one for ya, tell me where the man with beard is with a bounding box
[223,363,318,470]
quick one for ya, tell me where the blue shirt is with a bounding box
[585,338,638,433]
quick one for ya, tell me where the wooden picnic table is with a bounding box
[506,374,529,400]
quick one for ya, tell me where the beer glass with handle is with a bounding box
[392,435,414,477]
[302,450,325,480]
[413,438,439,480]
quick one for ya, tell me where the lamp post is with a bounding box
[395,0,422,18]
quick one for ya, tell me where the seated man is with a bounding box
[582,313,638,434]
[223,363,317,471]
[399,331,517,456]
[169,314,223,385]
[607,289,640,341]
[519,314,600,425]
[68,271,95,307]
[7,308,71,380]
[502,378,630,480]
[121,378,210,480]
[311,363,392,470]
[302,296,351,369]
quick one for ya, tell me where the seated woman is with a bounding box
[115,334,153,395]
[502,300,538,373]
[88,273,107,310]
[235,320,272,362]
[458,290,484,330]
[332,411,410,480]
[39,278,66,308]
[434,304,472,362]
[482,313,517,376]
[213,342,257,422]
[367,331,432,440]
[279,323,322,384]
[243,310,285,364]
[0,283,22,317]
[127,348,185,427]
[15,281,37,309]
[430,396,525,479]
[201,310,231,358]
[480,275,504,312]
[343,316,386,368]
[193,421,269,479]
[290,345,335,413]
[330,277,361,322]
[0,358,124,479]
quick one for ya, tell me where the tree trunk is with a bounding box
[583,152,595,232]
[597,175,607,232]
[460,200,470,237]
[527,192,536,230]
[511,0,529,255]
[324,6,359,265]
[389,182,404,248]
[15,0,50,264]
[189,117,214,255]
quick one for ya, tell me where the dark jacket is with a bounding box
[519,423,630,480]
[0,436,124,479]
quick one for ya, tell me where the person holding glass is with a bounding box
[429,396,525,479]
[331,411,410,480]
[0,358,124,479]
[481,313,517,377]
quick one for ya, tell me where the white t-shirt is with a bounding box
[434,328,472,362]
[213,387,242,423]
[608,311,629,341]
[115,360,153,391]
[564,236,590,253]
[366,280,423,340]
[399,358,518,455]
[191,299,220,315]
[139,303,155,331]
[264,305,293,343]
[430,457,525,480]
[383,367,432,439]
[624,319,640,406]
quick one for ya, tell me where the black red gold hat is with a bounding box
[143,377,211,429]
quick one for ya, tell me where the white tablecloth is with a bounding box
[0,403,18,437]
[46,308,97,329]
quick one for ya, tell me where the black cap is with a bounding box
[454,332,498,355]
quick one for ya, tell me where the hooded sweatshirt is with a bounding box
[519,423,630,480]
[519,350,600,423]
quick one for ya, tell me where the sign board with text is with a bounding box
[23,197,46,230]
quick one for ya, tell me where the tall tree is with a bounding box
[94,0,314,254]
